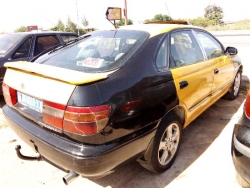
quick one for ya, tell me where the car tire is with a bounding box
[141,113,182,173]
[236,171,250,188]
[224,71,242,100]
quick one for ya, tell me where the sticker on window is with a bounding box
[77,58,104,68]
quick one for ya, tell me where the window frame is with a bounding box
[12,37,32,60]
[170,29,205,68]
[193,29,225,60]
[155,34,170,72]
[33,35,61,56]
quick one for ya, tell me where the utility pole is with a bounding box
[76,0,79,35]
[124,0,128,25]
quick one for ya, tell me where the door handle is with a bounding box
[179,80,188,89]
[214,69,219,74]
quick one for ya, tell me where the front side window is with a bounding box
[195,31,224,60]
[34,35,60,56]
[35,30,149,73]
[170,30,204,68]
[12,37,31,59]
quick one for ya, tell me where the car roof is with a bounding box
[118,21,199,37]
[4,31,77,36]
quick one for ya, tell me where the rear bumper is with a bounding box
[232,121,250,184]
[3,105,154,177]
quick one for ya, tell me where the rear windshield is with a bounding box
[36,30,149,72]
[0,34,25,55]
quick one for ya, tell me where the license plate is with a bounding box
[17,92,43,113]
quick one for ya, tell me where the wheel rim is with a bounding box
[233,73,241,96]
[158,122,180,166]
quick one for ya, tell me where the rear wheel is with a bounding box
[142,114,182,173]
[224,71,241,100]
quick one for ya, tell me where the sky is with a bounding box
[0,0,249,33]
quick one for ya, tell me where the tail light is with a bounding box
[2,82,17,106]
[63,105,110,135]
[245,90,250,118]
[42,100,111,135]
[43,100,66,129]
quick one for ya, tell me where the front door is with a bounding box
[195,31,234,96]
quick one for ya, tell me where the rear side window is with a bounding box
[61,35,78,43]
[36,30,149,73]
[34,35,60,56]
[195,31,224,60]
[12,37,31,59]
[156,38,168,70]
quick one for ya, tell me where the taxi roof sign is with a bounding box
[106,7,122,20]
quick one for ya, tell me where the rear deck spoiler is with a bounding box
[4,61,109,85]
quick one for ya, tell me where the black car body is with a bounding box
[0,31,78,93]
[2,22,242,183]
[232,90,250,187]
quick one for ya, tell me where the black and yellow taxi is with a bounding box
[2,21,242,184]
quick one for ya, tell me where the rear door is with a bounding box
[169,30,213,115]
[194,31,234,95]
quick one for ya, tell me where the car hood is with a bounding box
[4,61,109,85]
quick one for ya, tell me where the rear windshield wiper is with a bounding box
[30,34,91,62]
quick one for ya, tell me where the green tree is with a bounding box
[152,14,172,21]
[116,18,133,26]
[81,15,89,28]
[204,4,224,25]
[65,16,77,33]
[144,14,172,23]
[51,19,65,31]
[15,26,28,32]
[189,17,210,27]
[78,28,87,35]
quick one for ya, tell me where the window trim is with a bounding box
[192,29,226,60]
[168,28,205,69]
[155,34,170,72]
[12,37,32,60]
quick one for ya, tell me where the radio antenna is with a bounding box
[165,2,171,18]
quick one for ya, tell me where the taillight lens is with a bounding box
[2,82,17,106]
[42,100,111,135]
[42,100,66,129]
[63,105,111,135]
[245,90,250,118]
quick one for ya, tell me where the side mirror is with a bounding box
[225,47,238,55]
